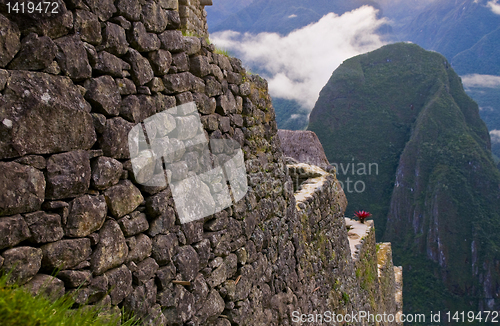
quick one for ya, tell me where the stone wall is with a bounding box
[179,0,212,37]
[0,1,401,325]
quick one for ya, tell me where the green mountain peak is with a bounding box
[309,42,500,312]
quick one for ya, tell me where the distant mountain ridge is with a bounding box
[210,0,383,35]
[308,42,500,312]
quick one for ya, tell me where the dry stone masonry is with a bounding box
[0,0,401,325]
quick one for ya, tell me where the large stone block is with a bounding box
[1,71,95,159]
[8,33,56,71]
[64,195,107,237]
[0,162,45,217]
[93,51,131,78]
[100,22,129,56]
[124,48,155,86]
[24,211,64,244]
[91,156,123,190]
[128,22,161,52]
[1,246,42,284]
[159,30,184,53]
[0,215,30,249]
[116,0,142,21]
[41,238,91,270]
[163,72,195,93]
[54,35,92,81]
[98,117,135,159]
[46,150,91,200]
[104,264,133,304]
[141,0,168,33]
[91,220,129,275]
[0,14,20,68]
[74,10,102,45]
[104,180,144,218]
[83,0,117,21]
[84,75,122,116]
[126,233,153,263]
[25,274,65,300]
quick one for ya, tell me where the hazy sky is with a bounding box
[211,6,387,111]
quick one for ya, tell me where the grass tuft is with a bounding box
[0,273,139,326]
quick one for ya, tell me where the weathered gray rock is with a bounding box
[155,263,176,290]
[162,285,195,324]
[193,92,216,114]
[172,52,189,72]
[41,238,91,270]
[0,162,45,217]
[93,51,130,77]
[13,155,46,170]
[91,156,123,190]
[148,77,165,92]
[46,150,91,200]
[74,10,102,45]
[25,274,65,300]
[141,0,168,33]
[147,206,176,237]
[116,78,137,95]
[105,264,133,304]
[124,48,155,86]
[205,76,223,97]
[1,71,95,159]
[104,180,144,218]
[8,33,57,71]
[123,279,157,317]
[24,211,64,243]
[183,37,201,56]
[174,245,199,282]
[120,95,141,122]
[91,220,129,275]
[65,195,107,237]
[126,233,153,263]
[116,0,142,21]
[131,257,159,285]
[159,30,184,53]
[118,212,149,236]
[54,35,92,80]
[145,188,174,218]
[148,49,172,76]
[152,233,178,265]
[1,247,42,284]
[163,72,195,94]
[190,55,210,77]
[100,22,129,56]
[83,0,117,21]
[128,22,161,52]
[197,289,225,322]
[98,117,135,159]
[277,130,330,168]
[84,76,121,116]
[57,270,92,288]
[0,14,20,68]
[0,215,30,249]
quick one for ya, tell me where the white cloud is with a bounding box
[211,6,387,111]
[487,0,500,14]
[491,130,500,144]
[288,14,297,18]
[461,74,500,88]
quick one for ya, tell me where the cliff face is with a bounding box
[308,42,500,311]
[0,1,400,325]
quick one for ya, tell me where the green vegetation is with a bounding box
[0,274,138,326]
[308,42,500,311]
